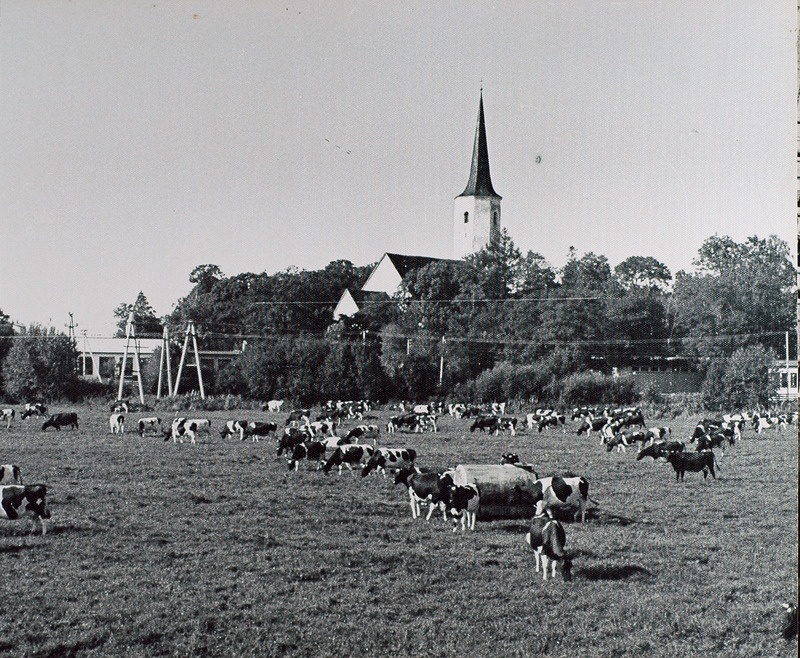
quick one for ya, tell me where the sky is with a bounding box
[1,1,796,336]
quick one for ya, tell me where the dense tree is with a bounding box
[2,339,38,401]
[114,292,163,337]
[614,256,672,290]
[672,235,794,358]
[1,325,78,401]
[0,309,15,395]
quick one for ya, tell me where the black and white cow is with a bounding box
[575,416,609,437]
[287,441,327,471]
[360,447,417,478]
[41,413,78,431]
[447,483,480,532]
[0,484,50,535]
[394,466,455,521]
[0,464,23,485]
[219,420,248,441]
[109,413,125,434]
[782,603,798,641]
[1,409,14,429]
[525,508,573,581]
[21,403,48,420]
[644,427,671,443]
[536,411,566,433]
[666,451,717,481]
[245,421,278,442]
[169,418,210,444]
[137,417,161,436]
[343,424,380,442]
[529,475,593,523]
[322,444,375,476]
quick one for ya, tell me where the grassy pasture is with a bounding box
[0,406,796,658]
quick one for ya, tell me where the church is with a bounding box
[333,92,502,320]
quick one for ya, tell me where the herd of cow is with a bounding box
[0,396,797,619]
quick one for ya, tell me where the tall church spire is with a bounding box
[458,91,500,199]
[453,91,502,259]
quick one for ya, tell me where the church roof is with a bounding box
[458,92,501,200]
[384,253,456,277]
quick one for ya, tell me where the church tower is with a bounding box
[453,91,501,259]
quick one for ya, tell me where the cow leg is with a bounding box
[541,554,550,580]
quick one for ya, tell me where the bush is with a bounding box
[560,370,639,406]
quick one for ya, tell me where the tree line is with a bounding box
[0,233,794,410]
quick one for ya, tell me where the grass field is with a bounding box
[0,404,796,658]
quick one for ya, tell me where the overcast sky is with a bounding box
[1,1,795,335]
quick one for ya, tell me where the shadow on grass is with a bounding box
[576,563,654,581]
[0,542,41,554]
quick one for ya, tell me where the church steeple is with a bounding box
[458,92,501,199]
[453,91,502,259]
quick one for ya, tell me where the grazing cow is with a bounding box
[387,413,418,433]
[361,447,417,478]
[245,421,278,442]
[285,409,311,425]
[265,399,284,413]
[752,412,788,434]
[470,415,500,434]
[782,603,798,641]
[571,407,596,420]
[111,400,129,413]
[170,418,210,444]
[448,403,467,418]
[496,416,518,436]
[41,413,78,431]
[0,484,50,535]
[287,441,327,471]
[277,426,311,456]
[137,416,162,437]
[219,420,249,441]
[535,410,566,433]
[448,483,480,532]
[0,464,23,485]
[1,409,14,429]
[109,413,125,434]
[416,413,438,433]
[491,402,506,415]
[322,444,375,476]
[21,403,47,420]
[576,416,609,436]
[306,419,336,438]
[529,476,593,523]
[666,451,717,481]
[525,508,573,581]
[636,440,684,461]
[343,424,380,442]
[394,466,455,521]
[605,434,630,453]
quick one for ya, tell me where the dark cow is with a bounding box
[41,413,78,431]
[246,421,278,442]
[220,420,249,440]
[0,464,23,485]
[537,411,566,433]
[448,483,480,532]
[529,476,593,523]
[285,409,311,425]
[0,484,50,535]
[361,447,417,478]
[277,426,311,456]
[287,441,327,471]
[21,403,48,420]
[394,466,455,521]
[636,440,685,461]
[666,451,717,481]
[322,444,375,476]
[525,510,572,581]
[470,415,500,433]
